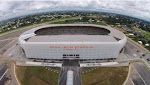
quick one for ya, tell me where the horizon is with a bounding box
[0,10,149,23]
[0,0,150,22]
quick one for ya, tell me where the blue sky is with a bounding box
[0,0,150,21]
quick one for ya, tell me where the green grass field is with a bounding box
[81,67,128,85]
[0,17,81,37]
[134,28,150,40]
[0,16,107,37]
[92,22,107,26]
[0,22,50,37]
[16,66,59,85]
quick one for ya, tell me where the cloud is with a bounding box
[0,0,150,21]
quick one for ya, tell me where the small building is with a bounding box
[128,33,134,36]
[138,41,143,44]
[145,44,149,46]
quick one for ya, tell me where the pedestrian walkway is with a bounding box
[62,59,80,66]
[59,59,81,85]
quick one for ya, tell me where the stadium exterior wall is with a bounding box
[19,24,127,60]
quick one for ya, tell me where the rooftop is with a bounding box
[27,35,117,42]
[34,26,110,35]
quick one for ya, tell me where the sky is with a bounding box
[0,0,150,22]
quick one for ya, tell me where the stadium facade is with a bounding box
[19,24,127,60]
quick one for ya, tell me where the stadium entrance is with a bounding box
[62,59,80,66]
[63,54,80,60]
[63,57,80,60]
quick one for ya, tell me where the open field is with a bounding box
[91,22,107,26]
[0,17,78,37]
[134,28,150,40]
[0,17,81,37]
[16,66,59,85]
[0,23,50,38]
[50,17,81,23]
[81,67,128,85]
[0,16,106,38]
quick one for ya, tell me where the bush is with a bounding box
[148,39,150,44]
[145,46,150,51]
[140,39,146,44]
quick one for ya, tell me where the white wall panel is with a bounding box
[22,43,123,59]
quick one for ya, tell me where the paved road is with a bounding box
[125,38,150,60]
[0,60,19,85]
[0,65,8,78]
[59,60,81,85]
[62,59,80,66]
[7,63,19,85]
[1,25,150,85]
[0,63,10,85]
[126,62,150,85]
[0,27,30,85]
[124,41,141,58]
[0,39,18,55]
[132,62,150,85]
[59,67,81,85]
[124,39,150,85]
[0,27,32,56]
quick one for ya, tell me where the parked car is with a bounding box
[147,58,150,61]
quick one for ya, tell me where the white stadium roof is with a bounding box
[19,24,126,44]
[27,35,117,42]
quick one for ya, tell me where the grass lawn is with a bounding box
[81,67,128,85]
[0,15,108,38]
[0,22,50,37]
[0,17,81,37]
[141,31,150,40]
[134,28,150,40]
[16,66,59,85]
[51,19,78,24]
[50,17,81,24]
[92,22,107,26]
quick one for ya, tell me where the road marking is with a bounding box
[0,39,18,55]
[125,43,142,58]
[124,54,130,58]
[132,64,147,85]
[133,54,137,57]
[130,78,135,85]
[0,69,9,81]
[0,37,18,42]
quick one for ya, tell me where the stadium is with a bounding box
[19,24,127,61]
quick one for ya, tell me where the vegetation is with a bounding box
[81,67,128,85]
[103,14,150,32]
[16,66,59,85]
[51,19,78,24]
[134,28,150,40]
[0,24,42,37]
[51,18,106,25]
[125,27,150,51]
[145,46,150,51]
[0,16,106,37]
[92,22,107,25]
[3,11,150,34]
[0,11,149,51]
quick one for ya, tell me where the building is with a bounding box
[19,24,127,61]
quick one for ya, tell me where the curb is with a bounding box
[13,63,21,85]
[122,63,131,85]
